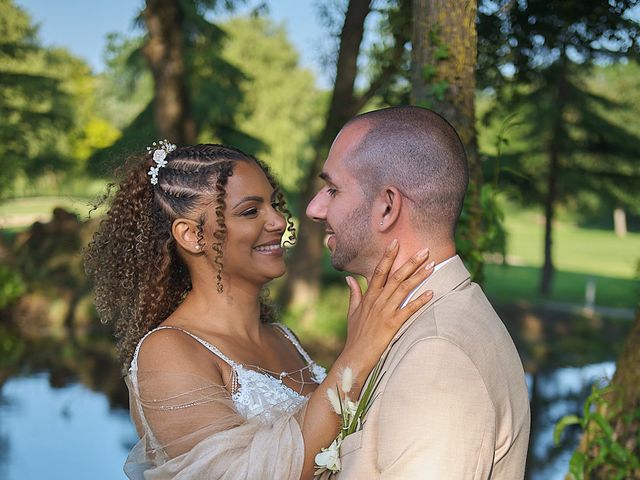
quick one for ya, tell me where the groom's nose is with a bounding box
[306,190,327,223]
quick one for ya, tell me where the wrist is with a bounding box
[335,350,379,385]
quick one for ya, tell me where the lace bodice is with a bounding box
[129,324,327,422]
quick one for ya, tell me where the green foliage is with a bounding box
[0,264,25,309]
[477,0,640,219]
[456,183,506,283]
[94,33,153,130]
[478,0,640,89]
[0,324,25,371]
[416,25,451,106]
[555,385,640,479]
[52,49,122,166]
[478,66,640,218]
[89,14,323,188]
[88,1,253,174]
[363,0,412,106]
[183,8,252,148]
[220,16,323,191]
[0,0,72,193]
[0,0,120,197]
[456,115,514,283]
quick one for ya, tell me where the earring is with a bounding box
[195,245,201,250]
[379,221,384,226]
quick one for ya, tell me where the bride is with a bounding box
[84,142,433,479]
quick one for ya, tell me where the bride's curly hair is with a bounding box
[84,144,296,370]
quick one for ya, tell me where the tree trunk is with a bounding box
[540,147,558,296]
[410,0,484,281]
[539,72,568,296]
[142,0,197,145]
[278,0,373,320]
[575,311,640,477]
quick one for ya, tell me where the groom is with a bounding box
[307,106,530,478]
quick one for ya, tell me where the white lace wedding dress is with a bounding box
[125,324,326,480]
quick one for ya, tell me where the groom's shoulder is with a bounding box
[392,281,515,371]
[409,282,500,340]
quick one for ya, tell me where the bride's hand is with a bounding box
[343,240,434,366]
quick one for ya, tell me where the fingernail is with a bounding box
[388,239,398,250]
[417,248,429,259]
[425,261,435,270]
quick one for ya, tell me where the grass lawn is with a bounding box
[0,196,106,227]
[501,207,639,279]
[484,263,637,309]
[484,205,639,310]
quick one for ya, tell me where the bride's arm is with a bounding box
[298,241,434,479]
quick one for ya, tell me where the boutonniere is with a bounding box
[314,362,385,478]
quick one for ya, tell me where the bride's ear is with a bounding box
[172,218,203,254]
[375,186,402,232]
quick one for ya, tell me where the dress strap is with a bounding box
[273,323,313,364]
[130,325,239,370]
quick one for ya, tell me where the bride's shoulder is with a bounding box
[136,327,224,381]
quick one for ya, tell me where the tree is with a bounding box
[0,0,75,195]
[579,311,640,477]
[219,16,323,192]
[142,0,197,145]
[89,1,257,174]
[581,63,640,224]
[94,33,154,132]
[411,0,477,152]
[478,0,640,295]
[411,0,500,283]
[278,0,411,318]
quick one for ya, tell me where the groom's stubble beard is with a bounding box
[329,200,373,274]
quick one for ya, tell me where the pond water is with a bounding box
[0,373,136,480]
[525,361,616,480]
[0,362,616,479]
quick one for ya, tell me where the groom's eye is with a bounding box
[327,187,337,197]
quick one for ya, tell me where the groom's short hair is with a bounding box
[346,106,469,239]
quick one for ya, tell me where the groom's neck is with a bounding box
[363,240,456,284]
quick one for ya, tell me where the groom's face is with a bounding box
[306,124,374,274]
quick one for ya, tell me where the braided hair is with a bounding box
[84,144,296,369]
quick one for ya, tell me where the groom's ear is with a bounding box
[375,186,402,232]
[172,218,203,254]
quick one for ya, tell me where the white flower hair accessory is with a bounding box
[147,139,176,185]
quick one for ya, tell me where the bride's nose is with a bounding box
[265,210,286,232]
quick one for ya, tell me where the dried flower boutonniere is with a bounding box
[314,362,384,478]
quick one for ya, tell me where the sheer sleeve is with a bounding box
[124,370,307,480]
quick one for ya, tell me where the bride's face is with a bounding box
[207,160,287,289]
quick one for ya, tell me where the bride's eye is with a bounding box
[240,207,259,217]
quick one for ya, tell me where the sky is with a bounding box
[16,0,332,87]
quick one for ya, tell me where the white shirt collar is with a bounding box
[399,256,456,309]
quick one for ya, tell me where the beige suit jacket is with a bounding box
[336,256,530,479]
